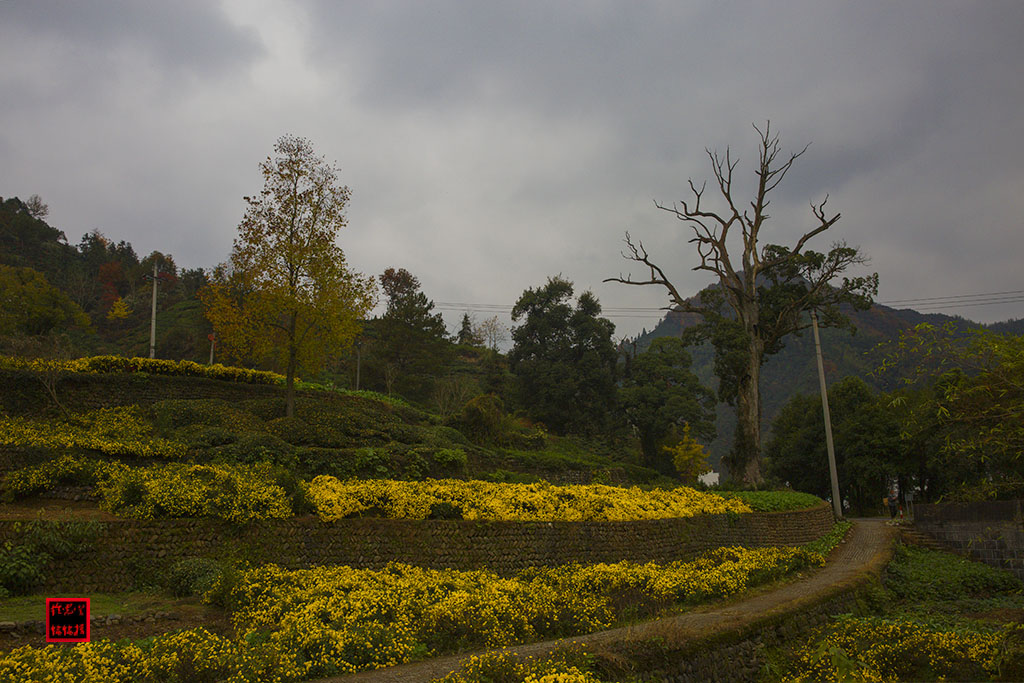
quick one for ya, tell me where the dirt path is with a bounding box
[320,519,897,683]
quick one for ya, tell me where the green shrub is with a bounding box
[430,448,468,473]
[269,466,315,515]
[428,501,464,520]
[0,521,101,595]
[718,490,822,511]
[167,557,224,597]
[264,416,314,446]
[429,425,470,447]
[154,399,260,432]
[0,542,44,595]
[182,426,237,449]
[479,469,542,484]
[886,544,1023,601]
[447,394,506,444]
[211,433,295,468]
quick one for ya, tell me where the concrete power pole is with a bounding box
[811,309,843,520]
[149,261,158,359]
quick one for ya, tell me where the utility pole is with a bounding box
[811,309,843,520]
[144,259,173,360]
[354,339,362,391]
[148,261,158,359]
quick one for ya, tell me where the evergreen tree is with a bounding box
[376,267,449,396]
[456,312,483,346]
[509,276,617,434]
[619,336,716,475]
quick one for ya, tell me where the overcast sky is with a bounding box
[2,0,1023,340]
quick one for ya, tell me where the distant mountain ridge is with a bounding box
[634,296,1024,470]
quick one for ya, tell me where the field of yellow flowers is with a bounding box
[0,541,830,681]
[3,453,760,522]
[305,475,751,521]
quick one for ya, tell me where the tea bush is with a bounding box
[886,544,1023,601]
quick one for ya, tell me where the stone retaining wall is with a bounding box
[0,503,834,593]
[914,500,1024,579]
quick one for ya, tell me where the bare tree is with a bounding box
[24,194,49,219]
[475,315,508,352]
[606,123,877,484]
[432,375,477,418]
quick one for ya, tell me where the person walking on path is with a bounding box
[887,490,899,519]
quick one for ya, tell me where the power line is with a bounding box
[433,287,1023,319]
[877,289,1024,305]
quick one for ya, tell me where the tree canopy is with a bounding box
[509,276,618,435]
[200,135,376,416]
[765,376,899,511]
[619,336,716,475]
[375,267,449,396]
[0,265,91,337]
[879,323,1024,499]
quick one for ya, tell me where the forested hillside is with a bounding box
[635,298,1022,469]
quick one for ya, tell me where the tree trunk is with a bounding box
[730,336,765,486]
[286,313,297,418]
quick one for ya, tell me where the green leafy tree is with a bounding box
[376,267,449,397]
[509,276,617,434]
[607,124,877,484]
[619,336,716,475]
[879,323,1024,497]
[200,135,376,417]
[765,376,900,511]
[0,265,91,337]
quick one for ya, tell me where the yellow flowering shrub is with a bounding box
[0,627,308,682]
[436,649,604,683]
[3,455,291,522]
[0,407,187,459]
[2,454,129,499]
[307,476,752,522]
[0,354,284,385]
[784,615,1015,682]
[98,462,293,523]
[219,545,822,676]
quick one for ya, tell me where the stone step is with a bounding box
[900,527,948,552]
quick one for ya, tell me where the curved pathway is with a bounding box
[318,519,897,683]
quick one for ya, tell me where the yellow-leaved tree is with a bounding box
[664,422,712,485]
[200,135,377,416]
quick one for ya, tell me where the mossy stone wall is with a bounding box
[0,503,834,592]
[915,500,1024,578]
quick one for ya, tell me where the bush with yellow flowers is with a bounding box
[0,626,309,683]
[782,615,1019,682]
[215,544,824,676]
[1,454,128,500]
[97,462,293,523]
[0,407,188,460]
[0,534,835,680]
[306,476,752,522]
[0,354,284,385]
[435,647,604,683]
[2,456,292,523]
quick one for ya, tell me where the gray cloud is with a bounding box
[1,0,1022,338]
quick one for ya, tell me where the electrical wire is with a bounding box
[432,288,1023,320]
